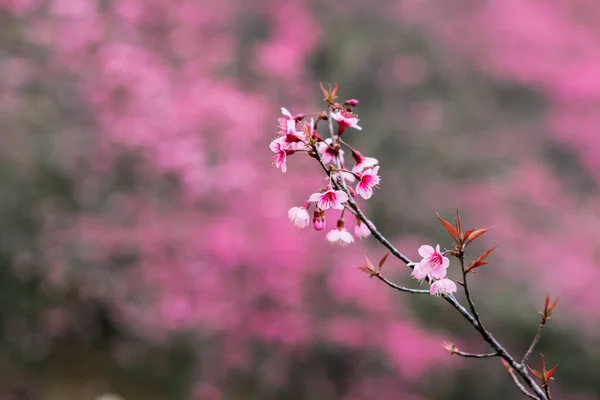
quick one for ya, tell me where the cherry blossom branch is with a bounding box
[272,87,555,400]
[322,109,547,399]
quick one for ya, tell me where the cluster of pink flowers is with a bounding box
[412,244,457,296]
[271,101,381,247]
[272,90,457,297]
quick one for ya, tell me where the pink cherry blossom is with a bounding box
[412,244,450,281]
[354,220,371,238]
[277,107,296,135]
[331,110,362,133]
[315,138,343,165]
[269,137,290,172]
[430,278,457,296]
[355,166,381,200]
[351,150,379,174]
[326,226,354,246]
[288,205,310,228]
[308,186,349,210]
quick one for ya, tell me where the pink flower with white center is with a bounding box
[354,220,371,238]
[312,209,326,231]
[331,110,362,134]
[308,185,348,210]
[430,278,458,296]
[326,220,354,246]
[355,166,380,200]
[315,138,343,165]
[269,137,292,173]
[288,205,310,228]
[412,244,450,281]
[351,149,378,174]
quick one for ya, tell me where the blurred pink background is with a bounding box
[1,0,599,399]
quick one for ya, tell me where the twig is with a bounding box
[375,274,430,294]
[459,255,486,335]
[544,385,552,400]
[522,320,547,366]
[453,350,498,359]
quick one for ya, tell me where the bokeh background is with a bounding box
[1,0,600,399]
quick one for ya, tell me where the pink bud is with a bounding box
[313,210,326,231]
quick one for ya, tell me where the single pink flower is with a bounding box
[412,244,450,281]
[269,137,291,172]
[430,278,457,296]
[308,186,349,210]
[355,166,380,199]
[277,107,296,136]
[331,110,362,134]
[351,149,378,174]
[354,219,371,238]
[326,221,354,246]
[288,205,310,228]
[315,138,343,165]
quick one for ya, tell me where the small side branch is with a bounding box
[522,320,547,365]
[453,350,498,359]
[375,274,429,294]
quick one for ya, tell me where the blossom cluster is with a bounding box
[271,99,380,247]
[412,244,457,296]
[271,87,456,297]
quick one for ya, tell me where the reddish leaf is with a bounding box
[546,364,558,380]
[463,228,475,241]
[378,253,390,270]
[476,244,497,263]
[455,209,463,237]
[319,82,328,99]
[465,227,492,245]
[437,213,458,241]
[528,366,543,381]
[466,260,488,273]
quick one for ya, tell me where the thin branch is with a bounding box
[507,367,538,399]
[544,385,552,400]
[375,274,430,294]
[452,350,498,359]
[522,319,547,365]
[459,255,486,335]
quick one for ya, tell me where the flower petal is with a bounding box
[418,245,435,258]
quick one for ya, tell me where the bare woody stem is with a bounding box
[323,108,547,399]
[459,255,486,336]
[507,367,538,399]
[375,274,430,295]
[522,319,547,365]
[453,350,498,359]
[544,385,552,400]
